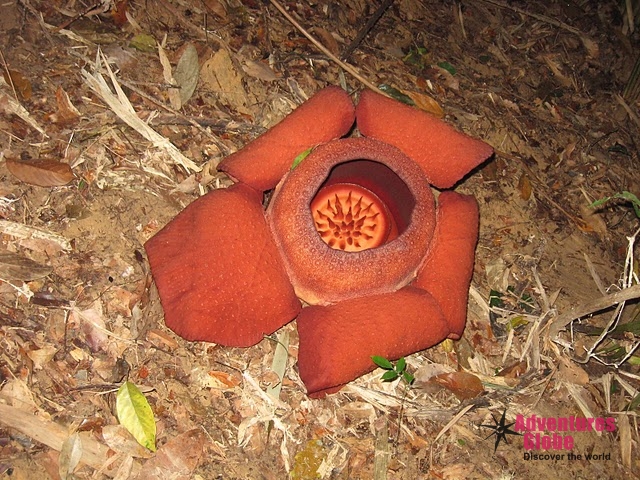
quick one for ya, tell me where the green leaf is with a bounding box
[607,143,630,155]
[518,291,535,312]
[437,61,456,75]
[618,191,640,217]
[507,315,529,330]
[402,371,415,385]
[590,191,640,218]
[290,147,313,170]
[372,355,394,370]
[381,370,399,382]
[628,355,640,366]
[116,381,156,452]
[403,47,428,67]
[488,290,503,308]
[627,392,640,411]
[377,84,415,106]
[395,357,407,374]
[129,33,157,53]
[589,196,611,209]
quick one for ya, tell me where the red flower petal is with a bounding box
[218,86,355,191]
[356,89,494,189]
[144,183,301,347]
[267,137,436,305]
[413,191,479,338]
[296,287,449,398]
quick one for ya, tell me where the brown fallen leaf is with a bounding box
[146,328,179,350]
[0,251,52,281]
[133,428,205,480]
[203,0,227,19]
[174,44,199,107]
[496,360,527,379]
[518,173,532,200]
[46,86,81,125]
[579,204,607,235]
[432,371,485,400]
[111,0,129,27]
[558,357,589,385]
[243,60,279,82]
[208,370,241,389]
[6,159,75,187]
[102,425,154,459]
[3,69,32,101]
[405,91,444,118]
[311,27,339,55]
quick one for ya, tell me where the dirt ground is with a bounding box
[0,0,639,479]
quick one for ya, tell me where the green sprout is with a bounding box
[371,356,415,386]
[590,191,640,219]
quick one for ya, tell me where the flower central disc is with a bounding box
[310,183,392,252]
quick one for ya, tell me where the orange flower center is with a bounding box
[310,183,394,252]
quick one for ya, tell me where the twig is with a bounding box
[53,1,107,32]
[268,0,387,96]
[114,114,265,136]
[476,0,586,37]
[549,283,640,338]
[0,49,19,100]
[341,0,395,61]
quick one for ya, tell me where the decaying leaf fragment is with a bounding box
[0,251,52,281]
[173,44,199,107]
[5,159,75,187]
[133,428,205,480]
[431,371,485,400]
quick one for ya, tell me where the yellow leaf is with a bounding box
[116,381,156,452]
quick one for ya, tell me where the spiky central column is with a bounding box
[310,183,393,252]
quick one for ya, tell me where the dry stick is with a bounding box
[341,0,395,61]
[117,78,231,155]
[476,0,586,37]
[0,49,19,101]
[268,0,387,96]
[53,1,106,32]
[549,283,640,338]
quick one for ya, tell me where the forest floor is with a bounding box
[0,0,639,479]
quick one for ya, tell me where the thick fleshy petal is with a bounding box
[296,287,449,398]
[356,89,494,189]
[218,86,356,192]
[413,191,479,338]
[267,138,436,305]
[144,183,301,347]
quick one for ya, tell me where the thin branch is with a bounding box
[549,283,640,338]
[476,0,586,37]
[341,0,395,61]
[268,0,387,96]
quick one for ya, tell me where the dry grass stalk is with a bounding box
[81,51,201,173]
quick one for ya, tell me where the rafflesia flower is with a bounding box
[144,86,493,398]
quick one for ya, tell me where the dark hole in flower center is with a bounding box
[310,160,416,252]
